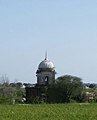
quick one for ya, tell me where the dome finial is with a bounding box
[45,51,47,60]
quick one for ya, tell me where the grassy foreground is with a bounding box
[0,103,97,120]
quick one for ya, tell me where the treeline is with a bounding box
[0,74,97,104]
[0,84,25,104]
[46,75,84,103]
[31,75,97,104]
[0,75,26,104]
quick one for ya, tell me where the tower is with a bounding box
[36,53,56,86]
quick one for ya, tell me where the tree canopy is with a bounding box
[47,75,84,103]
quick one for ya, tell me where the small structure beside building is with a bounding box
[85,92,97,102]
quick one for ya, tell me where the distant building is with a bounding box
[36,52,56,85]
[25,53,56,103]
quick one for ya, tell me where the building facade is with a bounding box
[25,53,56,103]
[36,54,56,85]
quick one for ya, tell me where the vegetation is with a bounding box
[0,76,25,104]
[0,104,97,120]
[47,75,84,103]
[0,75,97,119]
[0,74,97,104]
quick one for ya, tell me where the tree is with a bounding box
[89,84,96,88]
[0,74,9,86]
[47,75,84,103]
[16,82,23,88]
[0,86,16,104]
[10,83,16,87]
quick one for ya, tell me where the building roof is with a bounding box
[38,58,55,69]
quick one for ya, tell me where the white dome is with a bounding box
[38,59,55,69]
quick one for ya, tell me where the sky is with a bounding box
[0,0,97,83]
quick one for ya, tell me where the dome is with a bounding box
[38,59,55,69]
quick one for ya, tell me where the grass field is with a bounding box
[0,103,97,120]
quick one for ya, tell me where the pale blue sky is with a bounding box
[0,0,97,83]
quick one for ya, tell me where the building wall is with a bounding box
[37,71,55,85]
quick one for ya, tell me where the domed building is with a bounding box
[36,53,56,85]
[25,53,56,103]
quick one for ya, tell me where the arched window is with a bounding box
[45,76,49,85]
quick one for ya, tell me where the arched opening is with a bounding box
[45,76,49,85]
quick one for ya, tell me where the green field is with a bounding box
[0,103,97,120]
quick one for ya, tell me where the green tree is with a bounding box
[16,82,23,88]
[47,75,84,103]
